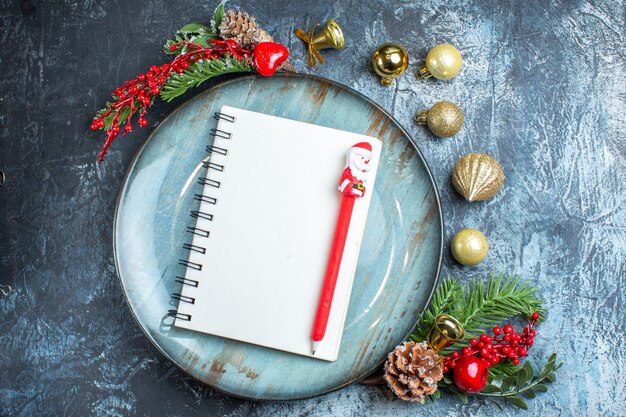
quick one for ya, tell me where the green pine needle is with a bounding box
[411,274,545,355]
[160,55,254,102]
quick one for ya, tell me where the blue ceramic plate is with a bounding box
[114,74,442,400]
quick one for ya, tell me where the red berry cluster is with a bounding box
[91,39,253,161]
[443,312,540,373]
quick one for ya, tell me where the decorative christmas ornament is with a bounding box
[416,43,462,80]
[295,20,345,67]
[371,43,409,86]
[452,355,489,393]
[427,314,465,351]
[414,101,464,138]
[452,152,505,202]
[443,313,542,394]
[384,341,444,402]
[253,42,289,76]
[90,2,289,161]
[451,228,489,266]
[218,9,273,49]
[404,275,560,409]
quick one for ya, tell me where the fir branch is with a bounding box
[455,274,546,345]
[410,277,463,342]
[410,274,545,355]
[477,354,563,410]
[160,55,254,102]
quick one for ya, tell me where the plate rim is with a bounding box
[112,73,444,401]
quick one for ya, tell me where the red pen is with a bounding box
[311,142,373,354]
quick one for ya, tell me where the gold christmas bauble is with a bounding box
[452,153,505,202]
[372,43,409,86]
[451,228,489,266]
[416,43,462,80]
[415,101,463,137]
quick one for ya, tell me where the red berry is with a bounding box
[124,124,132,132]
[531,312,540,320]
[97,119,105,128]
[181,61,189,69]
[502,347,511,355]
[477,342,485,348]
[90,122,99,130]
[444,366,449,373]
[503,335,511,342]
[453,356,489,393]
[529,330,536,338]
[484,336,493,343]
[463,347,472,355]
[470,338,479,346]
[507,352,516,359]
[138,74,146,81]
[449,361,456,369]
[139,118,148,127]
[519,348,528,356]
[504,325,514,334]
[512,358,520,365]
[493,326,502,335]
[480,334,488,342]
[526,339,534,347]
[480,348,489,357]
[169,44,177,51]
[490,356,499,364]
[452,351,460,359]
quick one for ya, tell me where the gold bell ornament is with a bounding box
[452,152,505,202]
[295,20,345,67]
[415,101,464,138]
[427,314,465,352]
[371,42,409,86]
[451,228,489,266]
[416,43,462,80]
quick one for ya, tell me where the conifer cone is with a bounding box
[384,341,443,402]
[218,10,273,49]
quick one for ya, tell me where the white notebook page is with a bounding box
[174,105,382,361]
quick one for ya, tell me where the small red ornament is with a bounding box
[453,356,488,393]
[253,42,289,76]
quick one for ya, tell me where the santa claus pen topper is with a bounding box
[312,142,373,354]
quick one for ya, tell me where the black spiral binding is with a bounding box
[169,111,236,323]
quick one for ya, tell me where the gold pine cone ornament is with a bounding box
[452,153,505,202]
[384,341,444,402]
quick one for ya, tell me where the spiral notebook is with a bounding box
[170,105,382,362]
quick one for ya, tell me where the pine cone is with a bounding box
[218,10,273,49]
[384,341,443,403]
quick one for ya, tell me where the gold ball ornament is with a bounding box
[372,43,409,86]
[416,43,462,80]
[451,228,489,266]
[452,153,505,202]
[415,101,464,137]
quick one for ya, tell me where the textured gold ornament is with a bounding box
[451,228,489,266]
[416,43,462,80]
[452,153,505,202]
[295,20,345,67]
[415,101,464,137]
[371,43,409,86]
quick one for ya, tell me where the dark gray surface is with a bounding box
[0,0,624,416]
